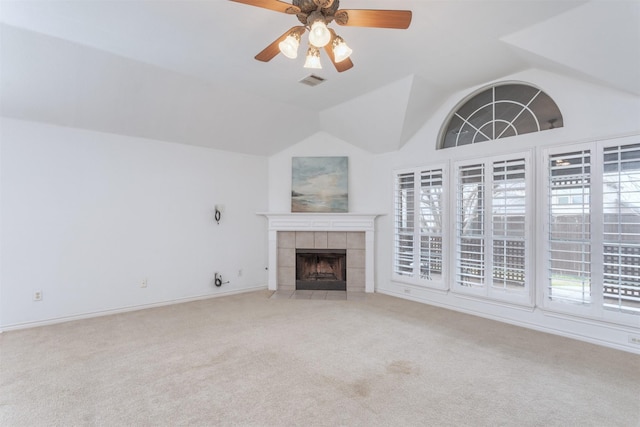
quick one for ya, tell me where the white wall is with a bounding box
[268,131,376,213]
[369,69,640,353]
[4,67,640,353]
[0,118,268,329]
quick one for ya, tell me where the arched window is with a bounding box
[438,82,563,149]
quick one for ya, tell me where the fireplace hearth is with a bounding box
[296,249,347,291]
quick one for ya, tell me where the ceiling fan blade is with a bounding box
[334,10,412,29]
[324,30,354,72]
[331,55,353,73]
[229,0,300,15]
[255,26,305,62]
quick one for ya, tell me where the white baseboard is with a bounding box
[0,285,268,332]
[376,288,640,355]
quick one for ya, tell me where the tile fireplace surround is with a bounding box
[259,214,381,293]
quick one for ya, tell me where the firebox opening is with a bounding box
[296,249,347,291]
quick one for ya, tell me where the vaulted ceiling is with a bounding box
[1,0,639,155]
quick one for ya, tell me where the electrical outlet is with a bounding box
[238,269,243,277]
[140,279,148,288]
[629,335,640,346]
[33,291,43,301]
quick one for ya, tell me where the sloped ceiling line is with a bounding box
[1,1,638,155]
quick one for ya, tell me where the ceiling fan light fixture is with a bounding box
[278,32,301,59]
[303,45,322,69]
[234,0,413,73]
[309,20,331,48]
[332,36,352,63]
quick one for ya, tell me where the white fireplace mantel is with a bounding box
[258,213,383,293]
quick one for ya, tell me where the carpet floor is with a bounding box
[1,290,639,426]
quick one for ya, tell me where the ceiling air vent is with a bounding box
[299,74,326,87]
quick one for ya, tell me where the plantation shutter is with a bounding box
[394,172,415,277]
[602,143,640,314]
[548,150,592,305]
[492,159,526,290]
[419,169,444,281]
[457,164,485,288]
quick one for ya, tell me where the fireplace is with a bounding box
[296,249,347,291]
[259,213,381,293]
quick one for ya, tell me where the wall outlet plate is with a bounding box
[33,291,43,301]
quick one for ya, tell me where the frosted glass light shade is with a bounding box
[303,46,322,69]
[332,36,352,63]
[309,21,331,48]
[278,33,300,59]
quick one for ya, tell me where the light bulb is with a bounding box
[332,36,352,63]
[308,21,331,48]
[303,46,322,69]
[278,33,300,59]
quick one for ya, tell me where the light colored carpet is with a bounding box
[1,290,639,426]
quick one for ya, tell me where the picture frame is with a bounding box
[291,156,348,213]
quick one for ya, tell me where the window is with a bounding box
[439,83,563,149]
[457,163,486,288]
[602,143,640,314]
[391,78,639,326]
[547,150,592,306]
[492,158,527,292]
[393,166,446,288]
[454,154,532,304]
[543,138,640,319]
[419,170,445,281]
[394,172,415,277]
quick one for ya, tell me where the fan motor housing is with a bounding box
[294,0,339,16]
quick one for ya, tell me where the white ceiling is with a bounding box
[1,0,639,155]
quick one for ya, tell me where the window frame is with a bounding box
[539,135,640,325]
[437,81,564,150]
[451,151,535,307]
[392,164,449,290]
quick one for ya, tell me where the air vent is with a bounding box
[299,74,326,87]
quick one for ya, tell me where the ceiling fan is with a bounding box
[230,0,412,72]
